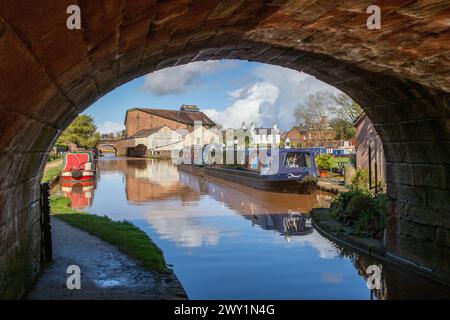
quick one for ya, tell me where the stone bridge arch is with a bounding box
[98,142,118,155]
[97,139,135,156]
[0,1,449,298]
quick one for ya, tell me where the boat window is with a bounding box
[284,152,307,168]
[305,153,312,168]
[250,155,259,170]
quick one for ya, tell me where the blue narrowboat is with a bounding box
[203,148,318,193]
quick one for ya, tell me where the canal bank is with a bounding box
[34,162,187,299]
[28,218,186,300]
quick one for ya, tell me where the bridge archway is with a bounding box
[97,143,118,156]
[0,1,449,298]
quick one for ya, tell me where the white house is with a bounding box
[249,122,281,146]
[176,125,221,147]
[132,125,184,157]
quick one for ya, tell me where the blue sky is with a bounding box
[84,60,339,133]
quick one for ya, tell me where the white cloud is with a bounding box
[205,64,340,131]
[98,121,125,134]
[204,82,279,129]
[141,60,227,96]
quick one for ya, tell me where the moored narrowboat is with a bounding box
[203,148,318,193]
[61,150,97,184]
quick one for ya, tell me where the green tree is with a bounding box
[330,118,356,140]
[329,93,363,140]
[57,115,100,149]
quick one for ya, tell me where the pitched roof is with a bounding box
[130,126,165,138]
[125,108,216,126]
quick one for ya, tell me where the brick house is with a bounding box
[284,126,335,147]
[124,105,216,138]
[354,114,386,182]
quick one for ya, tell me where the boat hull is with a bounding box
[204,166,316,193]
[61,170,96,183]
[177,164,205,176]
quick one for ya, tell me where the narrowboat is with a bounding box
[61,150,97,185]
[203,148,319,193]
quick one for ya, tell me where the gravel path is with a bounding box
[27,218,186,300]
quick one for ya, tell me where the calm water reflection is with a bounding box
[59,155,450,299]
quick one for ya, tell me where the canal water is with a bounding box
[58,155,450,299]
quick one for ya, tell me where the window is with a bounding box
[305,153,312,168]
[284,152,308,168]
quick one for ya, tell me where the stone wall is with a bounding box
[0,0,449,298]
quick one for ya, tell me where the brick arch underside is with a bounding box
[98,144,118,153]
[0,1,449,298]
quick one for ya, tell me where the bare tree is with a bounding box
[294,91,335,142]
[294,91,363,142]
[330,92,363,124]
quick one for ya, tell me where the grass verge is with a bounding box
[50,196,167,272]
[42,166,62,183]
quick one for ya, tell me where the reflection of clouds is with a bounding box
[153,219,220,248]
[290,230,338,259]
[321,272,343,284]
[134,160,179,185]
[144,204,232,248]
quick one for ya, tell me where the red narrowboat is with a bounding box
[61,150,96,185]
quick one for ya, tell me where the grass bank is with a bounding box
[50,196,167,272]
[42,166,62,183]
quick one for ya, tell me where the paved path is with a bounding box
[317,178,349,194]
[45,159,63,170]
[27,219,186,300]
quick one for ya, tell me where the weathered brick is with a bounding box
[435,227,450,248]
[413,164,447,189]
[428,189,450,211]
[388,184,428,206]
[407,205,450,229]
[398,217,437,242]
[386,163,414,186]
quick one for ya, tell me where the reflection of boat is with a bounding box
[61,150,96,184]
[61,182,96,209]
[250,212,313,237]
[179,170,332,214]
[203,149,318,193]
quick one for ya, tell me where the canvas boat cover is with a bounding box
[62,151,95,172]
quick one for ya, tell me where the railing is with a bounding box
[39,183,52,262]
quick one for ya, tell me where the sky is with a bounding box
[83,59,340,134]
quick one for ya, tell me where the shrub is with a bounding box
[350,168,369,191]
[330,188,387,239]
[316,154,333,170]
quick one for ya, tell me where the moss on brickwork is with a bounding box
[0,243,38,300]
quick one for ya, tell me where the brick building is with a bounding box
[354,114,386,182]
[285,126,335,147]
[124,105,216,138]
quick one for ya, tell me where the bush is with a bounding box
[350,168,369,191]
[316,154,333,170]
[330,188,387,239]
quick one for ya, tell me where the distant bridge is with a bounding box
[97,138,135,156]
